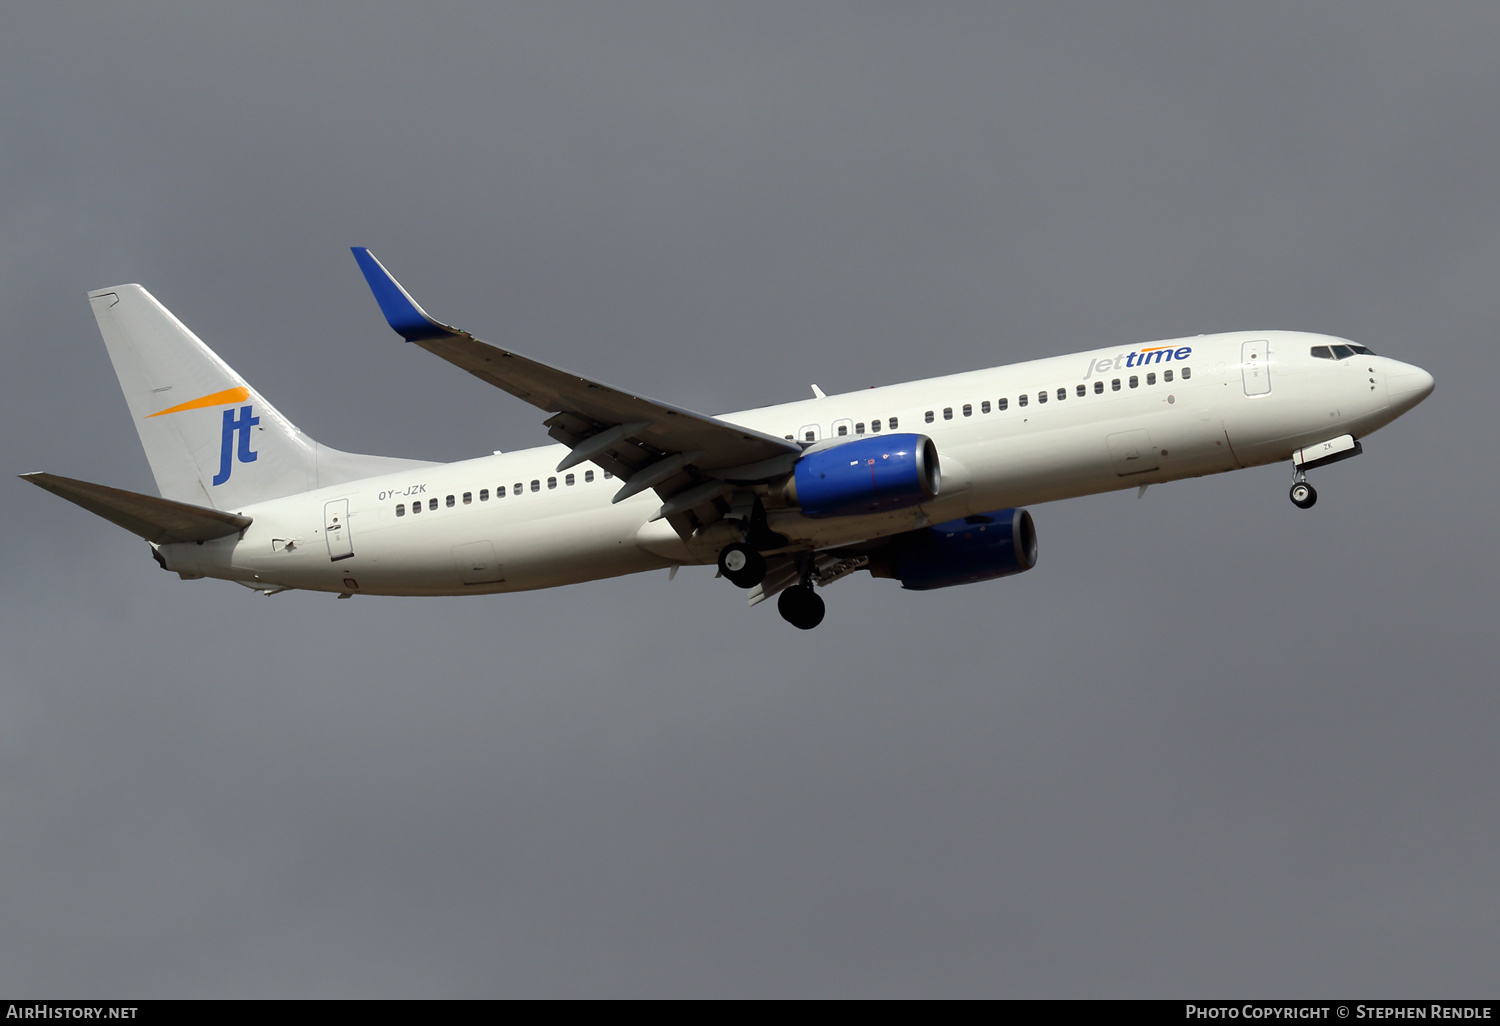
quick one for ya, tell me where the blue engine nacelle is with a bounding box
[870,507,1038,590]
[787,433,941,518]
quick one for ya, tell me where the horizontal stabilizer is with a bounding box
[21,472,251,544]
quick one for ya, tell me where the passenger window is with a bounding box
[480,489,489,501]
[855,423,865,435]
[545,477,554,489]
[429,498,438,511]
[396,503,405,516]
[889,416,899,429]
[1056,388,1066,401]
[1129,376,1139,388]
[981,401,991,414]
[585,470,595,483]
[925,410,934,423]
[1018,394,1028,407]
[1076,384,1086,397]
[805,430,816,441]
[1037,391,1047,404]
[837,424,848,436]
[1182,367,1191,379]
[604,471,613,479]
[411,501,421,514]
[514,482,523,495]
[1163,370,1173,382]
[1146,372,1156,385]
[497,486,507,498]
[943,407,953,420]
[446,494,456,508]
[565,473,575,486]
[962,404,972,417]
[1112,378,1121,391]
[871,419,882,432]
[531,480,540,492]
[462,492,472,504]
[998,398,1008,410]
[1094,381,1104,394]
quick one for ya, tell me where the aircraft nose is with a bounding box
[1384,358,1435,412]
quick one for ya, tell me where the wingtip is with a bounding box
[351,247,460,342]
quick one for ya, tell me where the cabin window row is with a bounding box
[917,366,1191,421]
[394,469,612,516]
[785,417,902,442]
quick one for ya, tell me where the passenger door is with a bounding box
[1242,339,1271,396]
[323,499,353,561]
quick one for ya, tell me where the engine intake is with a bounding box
[786,433,940,518]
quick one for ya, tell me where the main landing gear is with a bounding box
[777,582,825,630]
[774,551,825,630]
[717,542,767,589]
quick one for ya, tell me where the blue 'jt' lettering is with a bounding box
[212,405,260,485]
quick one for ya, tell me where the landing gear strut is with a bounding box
[1289,469,1318,510]
[717,542,767,589]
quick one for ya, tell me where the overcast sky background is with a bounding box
[1,2,1495,997]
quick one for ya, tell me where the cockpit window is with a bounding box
[1314,342,1377,360]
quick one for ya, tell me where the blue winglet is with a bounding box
[351,247,460,341]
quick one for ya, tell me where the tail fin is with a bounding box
[89,285,432,510]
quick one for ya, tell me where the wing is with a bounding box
[352,248,800,530]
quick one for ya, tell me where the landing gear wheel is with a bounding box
[1289,482,1318,509]
[777,584,826,630]
[717,542,767,589]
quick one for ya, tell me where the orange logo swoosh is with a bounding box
[146,386,250,418]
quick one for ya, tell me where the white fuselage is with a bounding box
[158,331,1428,596]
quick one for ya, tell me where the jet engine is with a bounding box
[784,433,940,518]
[868,507,1037,590]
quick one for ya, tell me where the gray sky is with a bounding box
[2,2,1496,997]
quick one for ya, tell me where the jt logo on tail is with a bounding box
[213,405,259,485]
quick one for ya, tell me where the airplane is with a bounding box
[22,248,1435,629]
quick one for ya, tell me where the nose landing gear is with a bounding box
[1288,434,1362,509]
[1289,474,1318,510]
